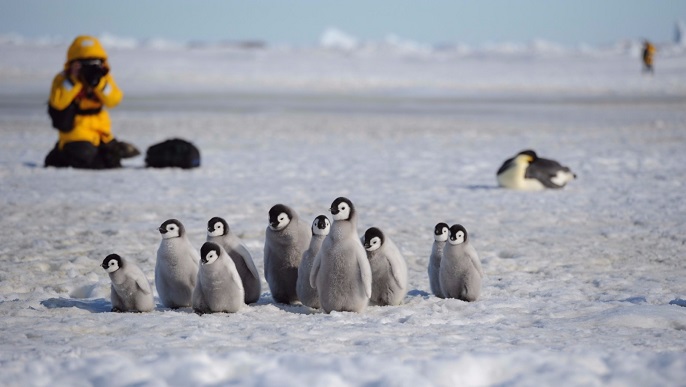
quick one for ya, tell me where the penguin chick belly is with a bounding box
[318,246,366,310]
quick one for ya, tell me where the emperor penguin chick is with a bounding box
[310,197,372,313]
[263,204,311,304]
[439,224,484,302]
[155,219,200,309]
[207,216,261,304]
[192,242,245,314]
[362,227,408,306]
[102,254,154,312]
[428,222,449,298]
[296,215,331,309]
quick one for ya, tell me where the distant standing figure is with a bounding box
[642,40,656,74]
[44,35,139,169]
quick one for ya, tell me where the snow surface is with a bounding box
[1,35,685,386]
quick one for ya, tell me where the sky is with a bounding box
[1,0,685,46]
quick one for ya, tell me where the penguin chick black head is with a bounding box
[102,254,122,273]
[448,224,468,245]
[434,222,449,242]
[268,204,293,231]
[200,242,221,265]
[312,215,331,236]
[207,217,229,237]
[159,219,184,239]
[330,197,354,221]
[363,227,384,252]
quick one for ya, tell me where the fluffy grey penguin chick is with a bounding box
[155,219,200,309]
[310,197,372,313]
[192,242,245,314]
[102,254,154,312]
[428,222,449,298]
[263,204,311,304]
[362,227,409,306]
[296,214,330,309]
[207,216,261,304]
[439,224,484,302]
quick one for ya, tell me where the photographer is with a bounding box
[44,35,139,169]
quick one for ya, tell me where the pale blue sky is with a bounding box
[1,0,685,46]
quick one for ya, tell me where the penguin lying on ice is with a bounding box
[496,149,576,190]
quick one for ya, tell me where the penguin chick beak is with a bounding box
[158,227,166,233]
[201,257,208,264]
[329,207,338,215]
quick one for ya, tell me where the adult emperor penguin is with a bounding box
[496,149,576,190]
[263,204,311,304]
[296,215,330,309]
[192,242,245,314]
[101,254,154,312]
[310,197,372,313]
[428,222,449,298]
[207,216,261,304]
[155,219,200,309]
[362,227,408,306]
[439,224,484,302]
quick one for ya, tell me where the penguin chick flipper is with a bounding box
[356,253,372,298]
[136,278,151,295]
[236,244,260,280]
[309,253,321,289]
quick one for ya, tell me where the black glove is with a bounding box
[79,60,109,87]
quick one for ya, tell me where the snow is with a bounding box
[1,35,685,386]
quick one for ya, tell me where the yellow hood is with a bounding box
[66,36,108,63]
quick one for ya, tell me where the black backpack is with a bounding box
[145,138,201,169]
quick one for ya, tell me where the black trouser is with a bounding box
[44,141,122,169]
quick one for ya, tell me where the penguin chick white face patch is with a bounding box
[436,227,449,242]
[449,231,465,245]
[208,221,224,237]
[313,218,331,236]
[332,203,350,221]
[162,223,181,239]
[365,236,382,251]
[270,213,290,230]
[104,258,120,273]
[202,250,219,265]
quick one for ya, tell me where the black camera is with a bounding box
[78,59,108,87]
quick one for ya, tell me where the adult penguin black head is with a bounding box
[448,224,468,245]
[363,227,385,251]
[330,197,355,221]
[268,204,293,231]
[207,216,229,237]
[159,219,185,239]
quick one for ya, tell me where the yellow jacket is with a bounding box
[49,36,123,149]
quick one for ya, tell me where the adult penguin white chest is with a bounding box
[428,222,449,298]
[296,214,330,309]
[310,197,372,313]
[192,242,245,314]
[155,219,200,309]
[362,227,408,306]
[102,254,154,312]
[496,149,576,190]
[263,204,311,304]
[439,224,484,302]
[207,216,261,304]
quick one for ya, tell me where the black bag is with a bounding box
[145,138,201,169]
[48,101,79,132]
